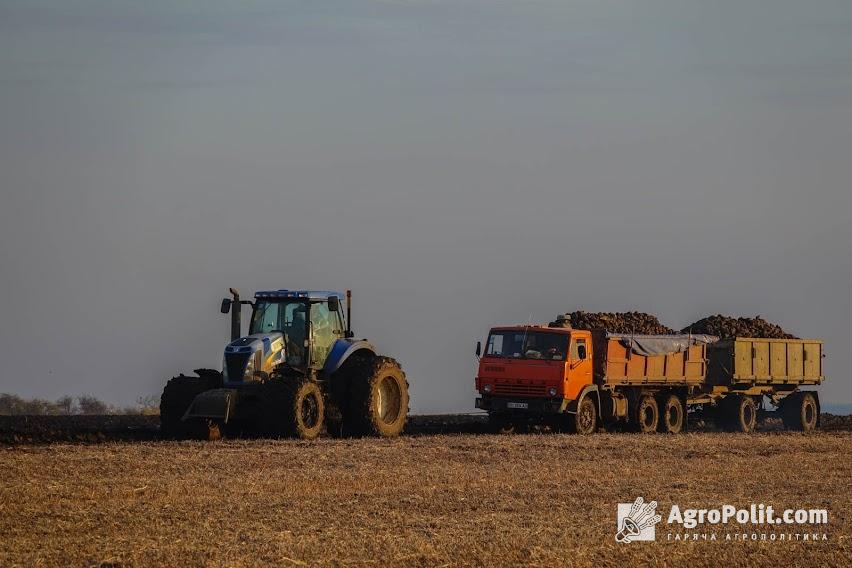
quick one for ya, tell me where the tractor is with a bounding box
[160,288,409,440]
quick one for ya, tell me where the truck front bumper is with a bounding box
[476,396,567,414]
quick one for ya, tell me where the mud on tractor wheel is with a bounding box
[259,377,325,440]
[160,369,223,440]
[341,356,409,437]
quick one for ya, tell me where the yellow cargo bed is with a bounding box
[707,338,823,386]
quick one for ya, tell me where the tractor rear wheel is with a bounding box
[344,356,409,437]
[260,378,325,440]
[160,371,222,439]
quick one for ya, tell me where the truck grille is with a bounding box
[493,383,547,397]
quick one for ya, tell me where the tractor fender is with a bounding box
[322,338,377,376]
[564,385,600,415]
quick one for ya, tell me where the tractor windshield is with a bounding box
[250,300,309,335]
[485,330,568,360]
[250,300,309,365]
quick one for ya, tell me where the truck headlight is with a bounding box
[483,384,493,394]
[549,387,557,397]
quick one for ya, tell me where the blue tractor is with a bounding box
[160,289,409,440]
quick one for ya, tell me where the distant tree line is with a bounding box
[0,394,159,416]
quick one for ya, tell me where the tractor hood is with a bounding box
[223,332,285,383]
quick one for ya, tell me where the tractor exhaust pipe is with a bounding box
[229,287,241,341]
[346,289,352,337]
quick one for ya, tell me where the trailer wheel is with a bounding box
[573,396,597,435]
[635,395,659,433]
[783,392,819,432]
[724,395,757,433]
[659,395,685,434]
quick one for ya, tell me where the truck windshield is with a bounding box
[485,330,568,360]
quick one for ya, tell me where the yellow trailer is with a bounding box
[707,338,823,386]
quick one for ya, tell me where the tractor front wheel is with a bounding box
[261,378,325,440]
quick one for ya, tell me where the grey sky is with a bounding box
[1,1,851,411]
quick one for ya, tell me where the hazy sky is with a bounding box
[1,1,851,411]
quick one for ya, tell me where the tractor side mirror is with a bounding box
[220,298,231,314]
[577,344,587,360]
[328,295,340,312]
[475,341,482,357]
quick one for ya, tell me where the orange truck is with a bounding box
[474,325,824,434]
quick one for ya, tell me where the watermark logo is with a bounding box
[613,498,829,542]
[616,497,662,543]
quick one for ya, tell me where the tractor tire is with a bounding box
[659,394,685,434]
[782,392,819,432]
[343,356,409,437]
[160,372,221,439]
[259,378,325,440]
[722,395,757,433]
[635,395,659,433]
[572,396,598,435]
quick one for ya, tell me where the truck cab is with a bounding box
[475,326,593,420]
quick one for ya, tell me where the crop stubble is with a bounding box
[0,432,849,567]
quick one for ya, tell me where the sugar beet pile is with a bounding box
[549,311,674,335]
[549,311,796,339]
[679,315,796,339]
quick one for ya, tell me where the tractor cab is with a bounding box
[250,290,348,369]
[220,289,350,384]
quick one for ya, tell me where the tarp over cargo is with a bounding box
[607,333,719,356]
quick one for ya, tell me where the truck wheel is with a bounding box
[261,378,325,440]
[659,395,685,434]
[160,373,221,439]
[725,396,757,433]
[573,396,597,435]
[488,412,515,434]
[784,392,819,432]
[635,395,659,433]
[345,356,409,437]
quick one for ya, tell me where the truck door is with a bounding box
[566,334,593,401]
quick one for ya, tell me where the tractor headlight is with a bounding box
[549,387,558,397]
[483,384,493,394]
[243,353,256,381]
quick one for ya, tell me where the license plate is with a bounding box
[507,402,528,409]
